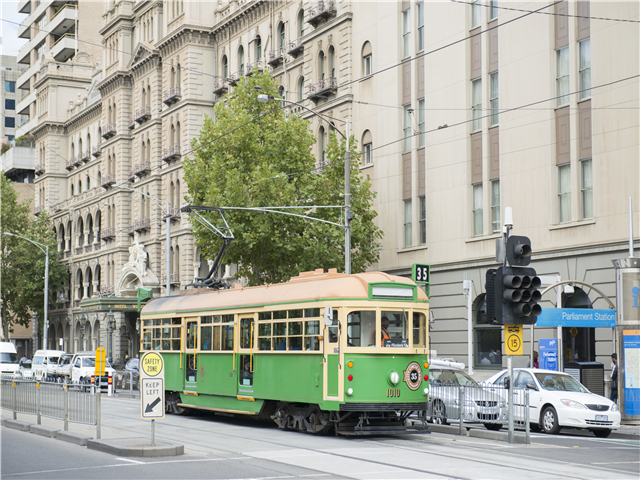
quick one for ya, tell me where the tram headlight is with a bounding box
[347,387,354,396]
[388,370,400,386]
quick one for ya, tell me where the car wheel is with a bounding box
[432,400,448,425]
[484,423,502,431]
[541,406,561,434]
[591,429,612,438]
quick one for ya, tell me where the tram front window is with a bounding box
[347,310,375,346]
[380,311,409,347]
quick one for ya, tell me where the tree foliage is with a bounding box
[1,173,67,340]
[183,72,382,286]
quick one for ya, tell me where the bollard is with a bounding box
[36,382,41,425]
[64,384,69,431]
[525,389,530,445]
[12,381,17,420]
[96,386,101,440]
[459,386,464,436]
[507,357,514,444]
[108,373,113,397]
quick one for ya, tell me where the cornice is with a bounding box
[32,122,66,140]
[211,0,267,37]
[157,25,215,56]
[66,103,102,133]
[97,70,134,97]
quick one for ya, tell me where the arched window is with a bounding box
[238,45,244,73]
[278,23,285,49]
[171,67,175,88]
[98,127,102,142]
[255,36,262,61]
[170,181,175,208]
[98,170,101,186]
[297,9,305,38]
[176,122,181,146]
[176,63,181,86]
[278,85,285,100]
[318,126,325,165]
[329,46,335,78]
[298,76,305,101]
[222,55,228,78]
[170,124,175,146]
[77,217,84,246]
[473,294,502,368]
[147,139,151,162]
[79,138,83,155]
[141,193,146,219]
[87,134,91,153]
[319,51,325,79]
[147,85,151,108]
[176,179,181,207]
[362,130,373,165]
[86,175,90,190]
[141,141,145,162]
[362,41,372,76]
[78,179,82,194]
[71,184,74,197]
[76,269,83,300]
[71,142,75,159]
[175,245,180,281]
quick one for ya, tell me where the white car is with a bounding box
[70,352,116,391]
[485,368,620,438]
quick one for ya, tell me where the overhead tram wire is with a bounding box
[450,0,640,24]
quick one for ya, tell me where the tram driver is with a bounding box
[370,316,391,346]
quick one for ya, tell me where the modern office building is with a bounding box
[23,1,638,387]
[1,55,27,141]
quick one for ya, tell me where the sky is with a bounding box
[1,1,28,56]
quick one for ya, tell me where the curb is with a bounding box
[86,438,184,457]
[429,424,468,435]
[2,419,31,432]
[30,425,59,438]
[468,428,528,443]
[57,431,93,446]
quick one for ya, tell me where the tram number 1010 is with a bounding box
[387,388,401,398]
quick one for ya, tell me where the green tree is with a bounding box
[1,173,68,340]
[184,72,382,286]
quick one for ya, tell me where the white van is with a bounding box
[0,342,20,375]
[32,349,67,381]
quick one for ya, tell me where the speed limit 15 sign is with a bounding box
[412,264,430,284]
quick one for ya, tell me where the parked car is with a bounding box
[32,350,66,381]
[428,365,507,430]
[484,368,620,437]
[54,353,73,383]
[0,342,20,375]
[70,351,116,391]
[19,358,33,378]
[115,358,140,390]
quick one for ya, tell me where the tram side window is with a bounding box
[328,307,339,343]
[257,310,321,351]
[240,318,254,349]
[347,310,375,347]
[200,316,213,350]
[413,312,427,348]
[142,318,181,350]
[381,311,409,347]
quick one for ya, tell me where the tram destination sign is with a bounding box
[140,351,165,420]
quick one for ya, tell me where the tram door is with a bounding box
[323,307,340,399]
[184,317,198,390]
[238,317,254,396]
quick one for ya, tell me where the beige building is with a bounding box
[24,1,639,381]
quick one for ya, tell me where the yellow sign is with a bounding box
[570,327,579,337]
[141,351,164,377]
[504,324,523,356]
[95,347,106,376]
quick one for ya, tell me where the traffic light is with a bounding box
[506,235,531,266]
[485,266,542,325]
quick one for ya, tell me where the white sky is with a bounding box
[1,1,29,56]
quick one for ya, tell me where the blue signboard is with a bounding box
[536,308,616,328]
[622,330,640,416]
[539,338,558,371]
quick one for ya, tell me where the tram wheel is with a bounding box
[272,405,290,429]
[306,409,331,435]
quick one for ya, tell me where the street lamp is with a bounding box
[257,94,353,275]
[3,232,50,349]
[79,313,86,351]
[113,184,172,297]
[106,309,115,362]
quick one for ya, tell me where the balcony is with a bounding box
[245,61,266,76]
[17,60,39,90]
[127,170,135,182]
[133,218,151,232]
[101,173,116,188]
[101,228,116,240]
[163,207,181,222]
[268,48,284,67]
[102,124,116,139]
[49,4,77,36]
[307,0,336,28]
[307,76,338,101]
[163,87,181,105]
[1,146,36,175]
[162,145,181,163]
[35,163,45,175]
[81,150,90,163]
[127,225,135,236]
[134,106,151,124]
[134,161,151,176]
[17,117,38,137]
[34,205,44,216]
[213,79,228,96]
[99,285,114,296]
[84,246,93,254]
[287,38,304,58]
[18,0,31,14]
[75,247,84,256]
[94,244,101,252]
[51,33,77,63]
[92,145,102,157]
[16,89,36,116]
[73,154,82,167]
[161,274,181,285]
[65,159,74,171]
[128,118,135,130]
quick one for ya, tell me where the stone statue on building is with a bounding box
[125,233,148,277]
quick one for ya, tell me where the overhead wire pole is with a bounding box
[3,232,49,349]
[257,94,352,274]
[114,185,171,297]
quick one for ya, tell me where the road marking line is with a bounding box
[115,458,144,464]
[592,461,640,465]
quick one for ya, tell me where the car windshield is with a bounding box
[1,353,19,364]
[535,373,589,393]
[430,369,479,386]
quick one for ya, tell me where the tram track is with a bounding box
[100,399,632,480]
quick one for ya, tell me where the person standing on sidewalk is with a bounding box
[610,353,618,403]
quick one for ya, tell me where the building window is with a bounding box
[363,54,372,76]
[558,163,571,223]
[5,99,15,110]
[4,81,15,93]
[298,77,305,101]
[418,98,425,147]
[238,46,244,72]
[363,143,372,165]
[222,55,228,78]
[473,183,483,235]
[471,0,481,28]
[491,180,500,233]
[402,9,411,58]
[256,36,262,61]
[581,159,593,219]
[404,199,412,247]
[403,104,412,152]
[490,72,499,126]
[474,295,502,368]
[490,0,498,20]
[318,126,325,165]
[579,38,591,99]
[472,78,482,132]
[298,9,305,38]
[556,46,570,107]
[37,42,46,60]
[4,117,15,128]
[419,195,426,244]
[417,2,424,52]
[278,22,285,49]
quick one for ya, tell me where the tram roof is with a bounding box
[141,270,428,316]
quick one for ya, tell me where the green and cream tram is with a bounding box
[140,269,430,435]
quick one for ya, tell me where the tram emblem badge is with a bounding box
[403,362,423,391]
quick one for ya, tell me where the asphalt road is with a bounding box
[2,394,639,480]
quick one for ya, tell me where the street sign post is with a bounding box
[504,324,523,356]
[95,347,106,377]
[140,351,165,445]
